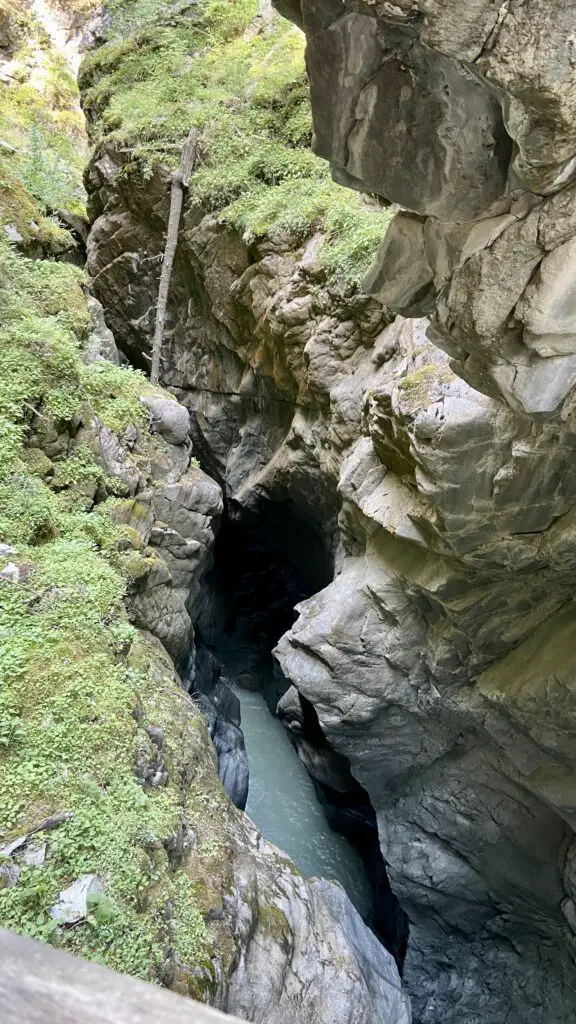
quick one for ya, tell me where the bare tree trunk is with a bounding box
[150,128,197,386]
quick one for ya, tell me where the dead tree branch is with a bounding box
[150,128,197,386]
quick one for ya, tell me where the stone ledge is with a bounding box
[0,928,245,1024]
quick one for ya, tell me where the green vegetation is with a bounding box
[80,0,391,283]
[0,237,159,486]
[0,0,87,252]
[397,364,456,413]
[258,903,290,947]
[0,551,213,977]
[0,235,228,986]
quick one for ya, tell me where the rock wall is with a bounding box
[270,1,576,1021]
[86,146,576,1022]
[284,0,576,418]
[0,5,409,1022]
[0,213,409,1024]
[80,1,576,1021]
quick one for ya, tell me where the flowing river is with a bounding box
[233,685,372,918]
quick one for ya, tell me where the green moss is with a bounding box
[0,0,225,991]
[82,361,151,435]
[0,238,163,487]
[0,535,217,977]
[397,364,455,411]
[80,0,390,284]
[120,549,159,580]
[0,234,217,986]
[0,474,61,545]
[170,871,209,964]
[258,903,291,946]
[20,448,54,479]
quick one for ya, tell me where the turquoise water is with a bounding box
[233,685,372,917]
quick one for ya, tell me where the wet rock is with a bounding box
[192,652,249,811]
[223,815,411,1024]
[198,693,249,811]
[120,632,410,1022]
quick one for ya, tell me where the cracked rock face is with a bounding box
[274,322,576,1024]
[283,0,576,421]
[224,820,411,1024]
[271,1,576,1020]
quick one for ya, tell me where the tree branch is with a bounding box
[150,128,197,386]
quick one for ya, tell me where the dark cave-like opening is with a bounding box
[197,500,333,709]
[191,500,409,971]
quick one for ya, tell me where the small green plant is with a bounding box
[18,123,85,213]
[170,871,209,964]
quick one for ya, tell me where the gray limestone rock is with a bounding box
[141,395,191,445]
[274,0,576,417]
[223,814,411,1024]
[0,563,20,583]
[84,158,576,1016]
[127,467,223,663]
[49,876,103,925]
[84,295,119,365]
[83,21,576,1012]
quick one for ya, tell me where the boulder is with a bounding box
[141,395,191,446]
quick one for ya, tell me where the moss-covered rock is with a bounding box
[80,0,391,286]
[0,9,221,982]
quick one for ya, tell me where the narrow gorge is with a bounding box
[0,2,575,1023]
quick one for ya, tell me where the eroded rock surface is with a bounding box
[281,0,576,422]
[81,1,576,1018]
[268,1,576,1020]
[134,638,411,1024]
[85,141,576,1018]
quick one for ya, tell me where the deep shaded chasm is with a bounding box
[80,0,576,1020]
[193,497,409,968]
[2,1,576,1023]
[0,3,410,1024]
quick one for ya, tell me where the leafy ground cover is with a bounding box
[0,3,225,972]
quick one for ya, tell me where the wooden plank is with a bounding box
[0,928,245,1024]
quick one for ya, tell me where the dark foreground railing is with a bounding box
[0,928,245,1024]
